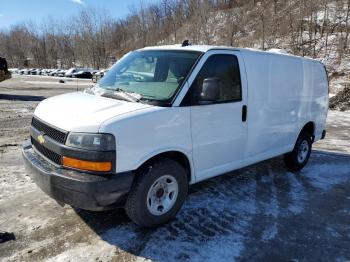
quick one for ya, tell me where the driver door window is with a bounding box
[189,54,242,105]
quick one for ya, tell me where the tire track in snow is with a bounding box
[101,172,258,261]
[260,165,279,242]
[88,152,350,261]
[285,172,306,215]
[252,164,279,243]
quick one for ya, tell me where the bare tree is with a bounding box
[0,0,348,68]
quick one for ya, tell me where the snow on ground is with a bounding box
[314,110,350,153]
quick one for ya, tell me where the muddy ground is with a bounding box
[0,75,349,261]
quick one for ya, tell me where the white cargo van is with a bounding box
[22,45,328,227]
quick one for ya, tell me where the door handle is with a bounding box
[242,105,247,122]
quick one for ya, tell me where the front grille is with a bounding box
[31,117,67,144]
[31,137,62,165]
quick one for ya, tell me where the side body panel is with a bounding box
[242,50,327,163]
[242,50,303,159]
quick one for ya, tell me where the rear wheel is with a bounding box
[284,132,312,171]
[125,158,188,227]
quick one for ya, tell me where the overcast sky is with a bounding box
[0,0,157,30]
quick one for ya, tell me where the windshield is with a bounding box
[97,50,201,104]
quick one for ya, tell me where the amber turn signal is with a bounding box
[62,156,112,172]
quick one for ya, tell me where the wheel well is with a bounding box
[299,121,315,143]
[301,122,315,136]
[137,151,192,182]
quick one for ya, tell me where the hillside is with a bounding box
[161,1,349,95]
[0,0,349,95]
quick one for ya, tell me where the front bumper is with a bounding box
[22,140,134,211]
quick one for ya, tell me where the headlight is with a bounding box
[65,133,115,151]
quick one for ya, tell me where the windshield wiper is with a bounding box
[114,88,144,103]
[86,85,144,103]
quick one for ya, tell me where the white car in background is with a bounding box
[64,68,79,77]
[92,69,108,83]
[22,44,329,227]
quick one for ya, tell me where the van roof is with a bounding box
[140,44,321,63]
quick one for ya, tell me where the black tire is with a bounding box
[284,132,312,171]
[125,158,188,227]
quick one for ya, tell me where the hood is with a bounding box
[34,92,152,132]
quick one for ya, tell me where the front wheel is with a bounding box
[125,158,188,227]
[284,132,312,171]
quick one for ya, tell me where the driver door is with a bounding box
[182,50,248,182]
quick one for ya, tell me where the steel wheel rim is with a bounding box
[297,140,309,163]
[146,175,179,216]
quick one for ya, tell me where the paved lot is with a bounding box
[0,76,349,261]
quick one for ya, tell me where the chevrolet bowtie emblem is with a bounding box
[37,134,45,144]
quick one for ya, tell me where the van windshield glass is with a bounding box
[97,50,201,104]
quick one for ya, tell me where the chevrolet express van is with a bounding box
[22,45,328,227]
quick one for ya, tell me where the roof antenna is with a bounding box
[181,40,191,47]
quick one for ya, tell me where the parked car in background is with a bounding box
[65,68,80,77]
[43,69,50,76]
[46,69,56,76]
[35,69,43,75]
[72,70,93,79]
[91,69,99,75]
[28,69,36,75]
[92,69,108,83]
[19,69,28,75]
[53,69,62,76]
[66,68,95,78]
[57,69,66,77]
[49,69,59,76]
[8,68,19,74]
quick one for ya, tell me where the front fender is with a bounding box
[134,147,195,184]
[100,106,193,182]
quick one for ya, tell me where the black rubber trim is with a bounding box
[171,51,205,106]
[242,105,247,122]
[22,140,134,211]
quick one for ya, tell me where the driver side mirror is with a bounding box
[198,77,220,104]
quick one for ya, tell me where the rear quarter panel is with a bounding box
[301,60,328,140]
